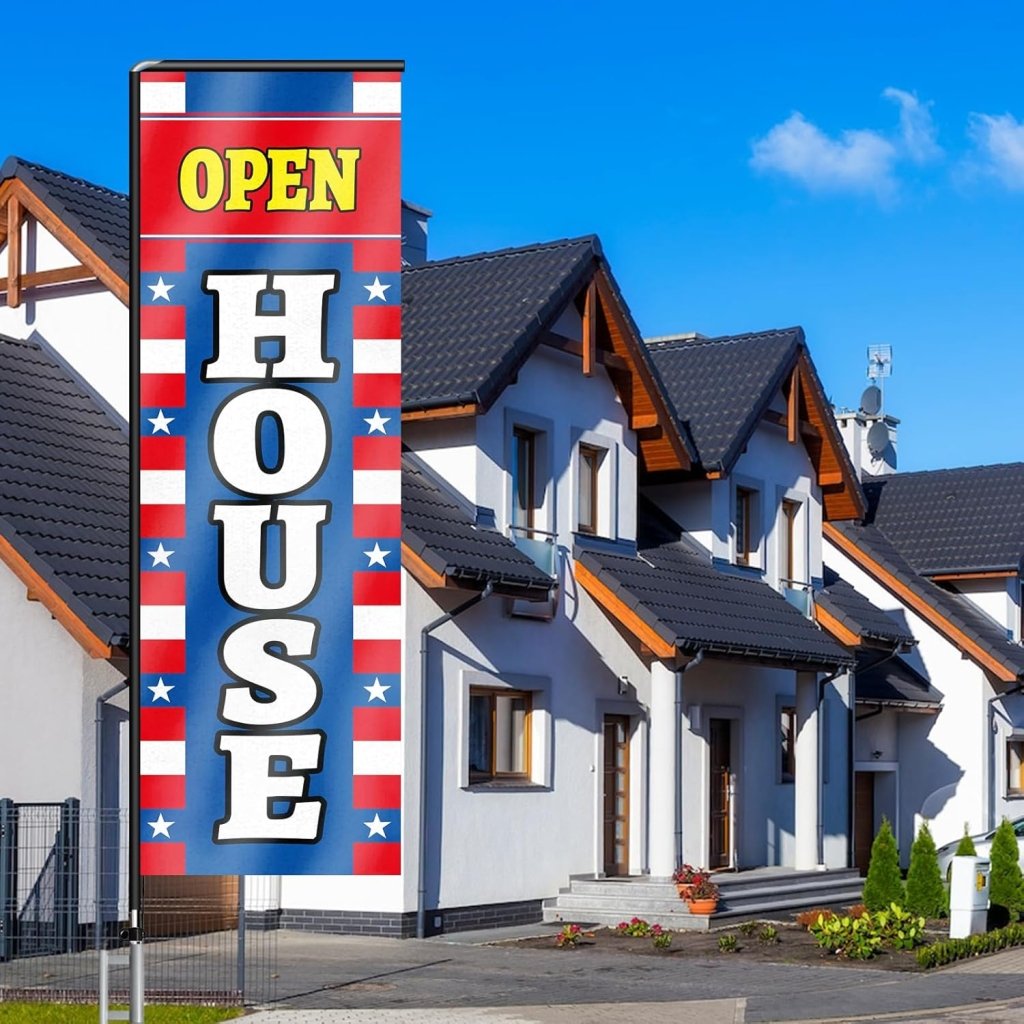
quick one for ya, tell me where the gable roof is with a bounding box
[863,464,1024,577]
[816,565,915,648]
[0,157,129,302]
[403,237,598,411]
[576,499,852,669]
[646,328,865,519]
[402,455,553,596]
[826,520,1024,683]
[0,333,128,655]
[402,235,695,471]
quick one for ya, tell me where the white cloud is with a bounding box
[966,112,1024,189]
[750,112,898,198]
[883,87,942,163]
[751,87,941,199]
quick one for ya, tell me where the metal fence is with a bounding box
[0,800,277,1005]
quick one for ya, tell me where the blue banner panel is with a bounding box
[132,63,402,876]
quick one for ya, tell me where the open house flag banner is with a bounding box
[131,62,403,876]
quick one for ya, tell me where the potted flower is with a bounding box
[686,877,720,915]
[672,864,708,901]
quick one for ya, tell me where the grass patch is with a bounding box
[0,1005,243,1023]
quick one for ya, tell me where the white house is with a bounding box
[0,156,880,940]
[822,445,1024,863]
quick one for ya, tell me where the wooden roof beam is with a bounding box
[582,279,596,377]
[6,196,20,309]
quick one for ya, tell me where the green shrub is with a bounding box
[650,924,672,949]
[873,902,926,950]
[615,917,652,937]
[863,817,904,911]
[989,818,1024,919]
[916,922,1024,968]
[810,911,882,959]
[905,821,946,918]
[718,934,738,953]
[758,923,779,944]
[738,920,760,936]
[954,825,977,858]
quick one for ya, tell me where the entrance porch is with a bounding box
[542,866,864,931]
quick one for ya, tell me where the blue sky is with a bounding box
[10,3,1024,470]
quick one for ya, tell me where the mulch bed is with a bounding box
[503,919,949,971]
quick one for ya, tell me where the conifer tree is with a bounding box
[988,818,1024,919]
[954,825,977,858]
[863,817,904,911]
[905,821,945,918]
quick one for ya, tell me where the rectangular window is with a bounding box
[780,706,796,783]
[469,689,531,781]
[781,499,800,584]
[736,487,755,566]
[577,444,601,535]
[1007,738,1024,795]
[511,427,536,533]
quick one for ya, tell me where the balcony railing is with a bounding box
[781,578,813,617]
[508,524,557,577]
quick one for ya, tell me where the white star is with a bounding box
[364,813,390,838]
[147,277,175,302]
[363,409,390,434]
[148,410,174,434]
[364,678,391,702]
[148,814,174,839]
[364,543,390,568]
[148,678,175,702]
[148,543,174,568]
[364,275,391,302]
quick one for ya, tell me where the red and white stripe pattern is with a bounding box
[352,304,402,541]
[140,240,188,875]
[140,71,186,114]
[352,71,401,114]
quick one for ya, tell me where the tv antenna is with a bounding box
[867,344,892,381]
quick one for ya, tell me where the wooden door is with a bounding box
[709,718,732,869]
[602,715,630,876]
[854,772,875,874]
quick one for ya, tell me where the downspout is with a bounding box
[674,650,704,868]
[417,581,494,940]
[95,678,128,950]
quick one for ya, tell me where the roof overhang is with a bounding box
[0,176,127,306]
[825,521,1020,683]
[402,540,553,601]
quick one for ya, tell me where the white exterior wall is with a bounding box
[825,537,997,856]
[0,565,125,804]
[0,219,128,418]
[952,578,1018,639]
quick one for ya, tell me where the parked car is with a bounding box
[936,817,1024,879]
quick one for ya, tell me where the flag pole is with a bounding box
[128,64,146,1024]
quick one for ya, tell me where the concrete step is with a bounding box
[716,888,866,918]
[566,881,681,900]
[718,877,864,907]
[715,869,862,895]
[542,904,713,931]
[549,893,694,915]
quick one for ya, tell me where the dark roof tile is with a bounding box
[1,157,129,281]
[864,464,1024,575]
[402,237,599,410]
[819,565,915,646]
[402,455,553,593]
[0,334,128,645]
[830,520,1024,680]
[855,649,941,706]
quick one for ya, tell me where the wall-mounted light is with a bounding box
[872,750,883,760]
[618,675,630,696]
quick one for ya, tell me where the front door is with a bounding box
[854,772,875,874]
[709,718,732,869]
[602,715,630,876]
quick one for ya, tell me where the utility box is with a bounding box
[949,856,990,938]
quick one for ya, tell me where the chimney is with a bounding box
[401,200,432,267]
[835,403,899,481]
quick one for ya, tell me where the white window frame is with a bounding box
[504,409,555,538]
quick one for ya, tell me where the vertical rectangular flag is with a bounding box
[131,62,403,876]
